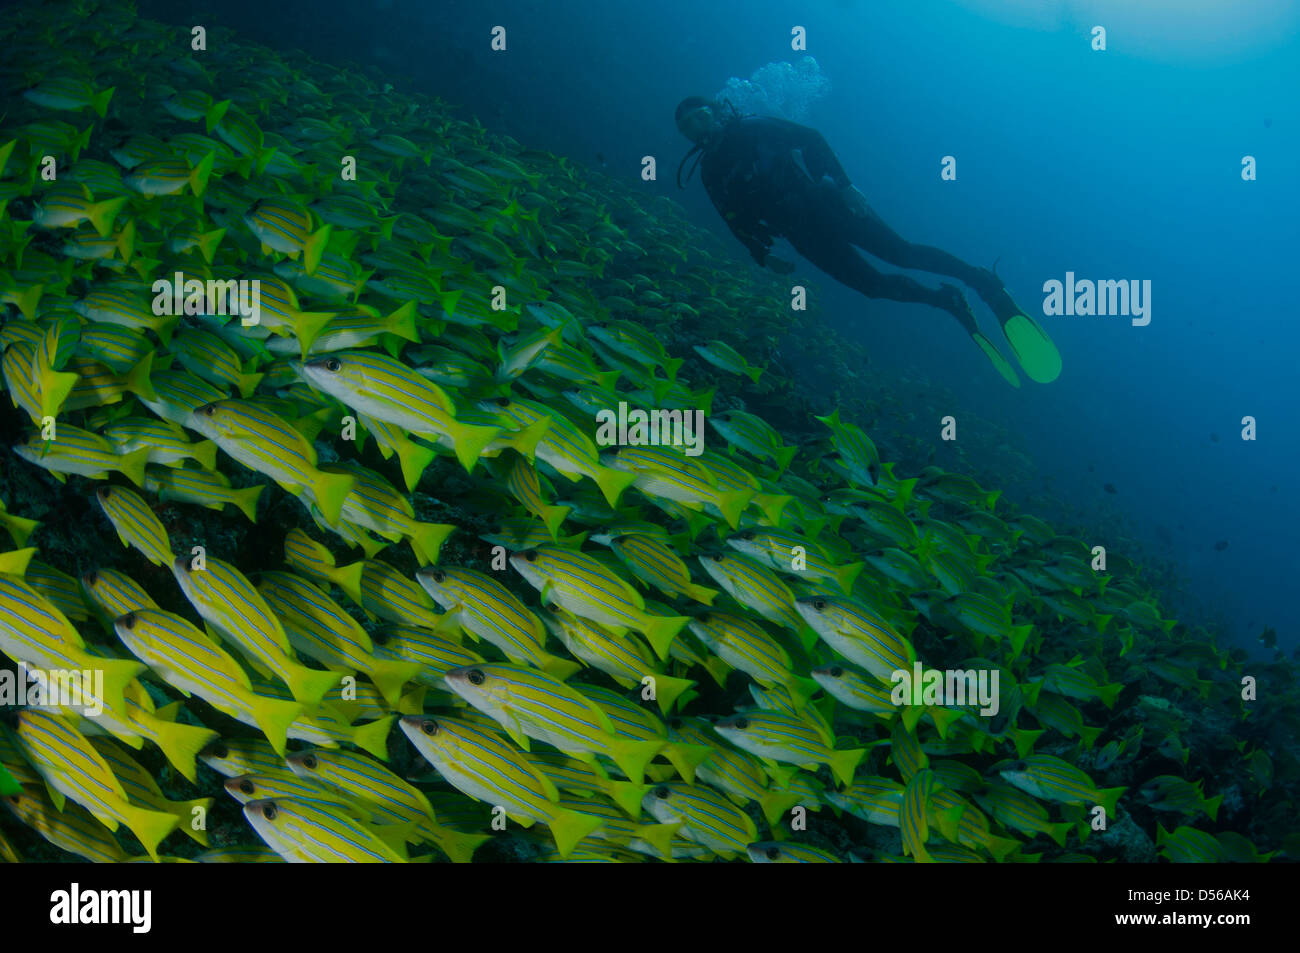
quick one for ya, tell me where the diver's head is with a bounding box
[676,96,720,147]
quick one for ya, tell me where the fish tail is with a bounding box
[649,674,696,717]
[745,366,763,384]
[384,300,420,343]
[120,348,156,402]
[1097,681,1123,709]
[88,195,128,237]
[836,561,865,593]
[446,421,502,474]
[115,446,151,488]
[546,807,605,860]
[758,792,803,828]
[1204,793,1222,823]
[171,797,214,846]
[284,663,343,709]
[591,465,635,507]
[663,741,712,784]
[754,493,794,527]
[1097,786,1126,820]
[713,489,753,530]
[327,558,366,608]
[393,437,437,493]
[226,483,263,524]
[365,659,422,709]
[91,86,115,118]
[1008,624,1033,661]
[828,748,867,788]
[204,99,230,133]
[408,521,455,566]
[0,514,41,549]
[924,705,963,739]
[120,802,179,860]
[606,738,664,786]
[310,469,355,526]
[349,714,396,761]
[303,223,332,276]
[115,219,137,267]
[702,655,732,689]
[538,505,570,542]
[11,283,44,320]
[681,582,718,605]
[1047,821,1072,848]
[538,653,582,681]
[150,718,218,784]
[773,444,797,473]
[196,226,226,263]
[608,780,648,819]
[291,310,337,357]
[638,614,687,662]
[235,370,264,399]
[428,827,489,863]
[189,151,214,198]
[36,365,78,421]
[504,417,551,463]
[787,676,820,709]
[248,694,303,755]
[635,822,680,860]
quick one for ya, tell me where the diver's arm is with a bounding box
[723,211,773,265]
[791,125,852,188]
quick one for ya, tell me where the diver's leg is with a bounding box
[790,235,979,335]
[845,205,1003,303]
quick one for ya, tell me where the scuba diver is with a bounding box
[675,96,1061,385]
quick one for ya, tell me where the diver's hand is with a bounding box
[766,256,795,275]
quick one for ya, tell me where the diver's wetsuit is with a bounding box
[698,116,1000,325]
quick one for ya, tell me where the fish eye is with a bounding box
[301,754,318,770]
[734,717,750,730]
[372,632,388,645]
[829,666,843,678]
[201,403,216,417]
[654,786,670,799]
[521,550,537,563]
[431,569,446,583]
[262,801,278,820]
[765,846,781,860]
[468,669,486,686]
[421,719,439,736]
[85,571,98,586]
[119,612,136,629]
[812,599,827,610]
[736,531,754,540]
[208,742,228,759]
[238,779,255,795]
[324,358,341,372]
[493,397,510,407]
[697,612,711,623]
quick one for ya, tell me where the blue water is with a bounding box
[141,0,1300,654]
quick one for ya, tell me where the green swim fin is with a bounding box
[980,276,1063,383]
[971,332,1021,388]
[1001,311,1062,383]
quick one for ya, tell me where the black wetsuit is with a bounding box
[698,116,998,317]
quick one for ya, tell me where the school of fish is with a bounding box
[0,0,1295,863]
